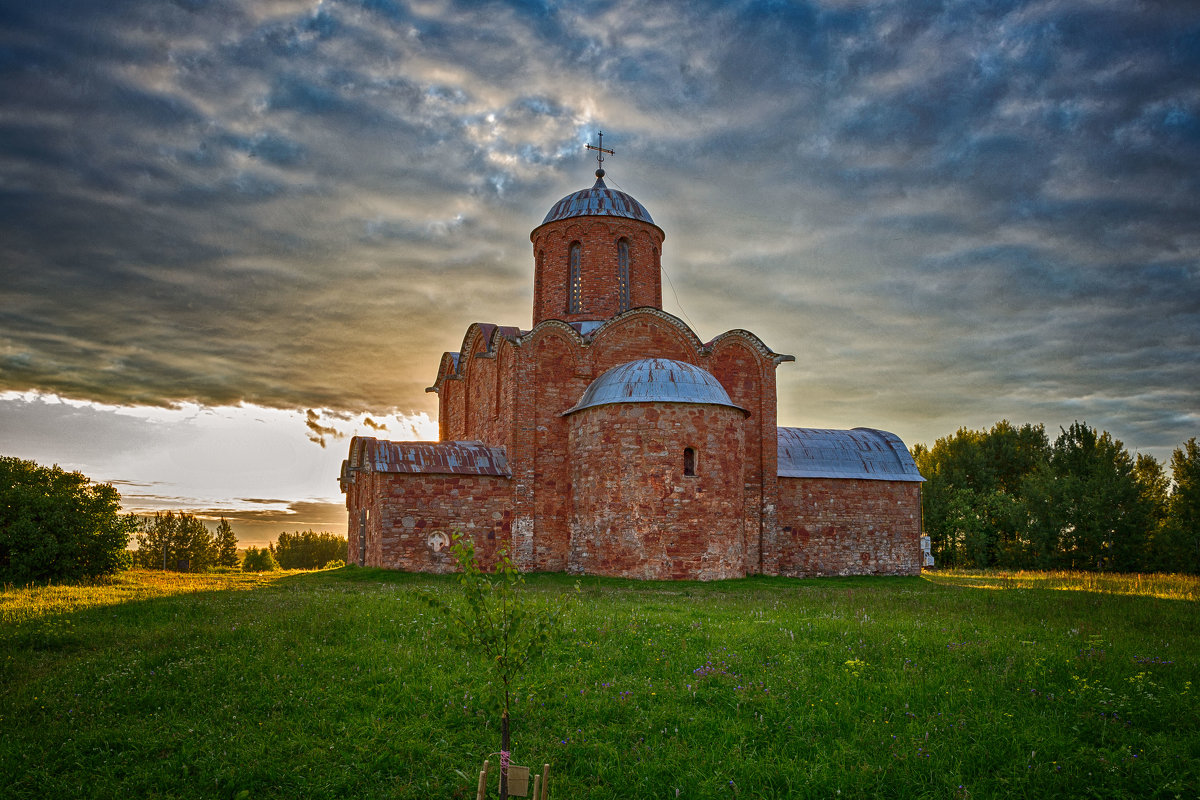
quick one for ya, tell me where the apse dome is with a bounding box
[564,358,746,416]
[540,176,655,226]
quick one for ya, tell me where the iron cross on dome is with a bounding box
[586,131,615,177]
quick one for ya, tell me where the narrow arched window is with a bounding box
[535,249,544,305]
[617,238,631,311]
[568,242,582,313]
[683,447,697,477]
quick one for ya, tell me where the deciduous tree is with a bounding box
[1163,438,1200,573]
[913,421,1049,567]
[132,511,218,572]
[1025,422,1149,571]
[1135,453,1171,569]
[424,533,576,800]
[0,456,136,583]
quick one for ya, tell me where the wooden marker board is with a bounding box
[506,765,530,796]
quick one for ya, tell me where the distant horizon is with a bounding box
[2,1,1196,539]
[5,389,1193,551]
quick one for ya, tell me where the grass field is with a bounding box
[2,568,1197,799]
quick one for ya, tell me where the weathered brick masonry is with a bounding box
[776,478,922,576]
[342,166,925,579]
[569,400,748,580]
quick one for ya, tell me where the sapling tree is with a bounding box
[428,532,575,800]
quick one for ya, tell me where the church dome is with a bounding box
[564,358,747,416]
[540,176,655,226]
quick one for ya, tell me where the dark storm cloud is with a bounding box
[0,0,1196,458]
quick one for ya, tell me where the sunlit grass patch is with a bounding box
[0,569,299,625]
[2,568,1197,799]
[924,568,1200,601]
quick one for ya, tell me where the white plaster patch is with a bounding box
[513,515,534,568]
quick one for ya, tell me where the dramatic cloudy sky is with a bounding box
[2,0,1197,545]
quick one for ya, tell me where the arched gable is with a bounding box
[707,337,767,416]
[426,351,462,394]
[706,329,795,365]
[519,318,587,361]
[459,322,498,365]
[427,323,526,446]
[586,308,705,371]
[453,322,524,384]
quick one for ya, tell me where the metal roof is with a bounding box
[563,358,747,416]
[345,436,511,478]
[540,176,655,226]
[570,320,606,337]
[777,427,924,482]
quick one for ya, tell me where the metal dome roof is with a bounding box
[540,176,655,226]
[563,358,746,416]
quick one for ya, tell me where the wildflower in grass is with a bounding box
[844,658,868,677]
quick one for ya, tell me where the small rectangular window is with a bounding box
[683,447,696,477]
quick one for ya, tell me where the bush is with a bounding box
[0,456,137,584]
[241,547,280,572]
[323,559,345,569]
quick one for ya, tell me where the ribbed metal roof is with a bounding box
[540,176,655,226]
[345,436,511,478]
[777,427,924,482]
[563,358,747,416]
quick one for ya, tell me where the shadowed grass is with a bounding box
[2,568,1197,798]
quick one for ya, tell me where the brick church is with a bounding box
[341,150,925,579]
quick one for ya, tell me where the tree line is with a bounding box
[132,514,347,572]
[7,428,1198,586]
[131,511,239,571]
[913,421,1200,573]
[0,454,348,583]
[241,530,347,572]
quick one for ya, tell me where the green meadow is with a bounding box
[2,569,1197,799]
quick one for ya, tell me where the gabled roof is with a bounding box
[777,427,924,482]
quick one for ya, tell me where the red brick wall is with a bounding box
[352,471,513,573]
[708,339,772,574]
[589,312,699,370]
[527,329,588,571]
[775,477,922,576]
[568,402,747,579]
[530,217,664,326]
[439,375,465,441]
[465,349,497,440]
